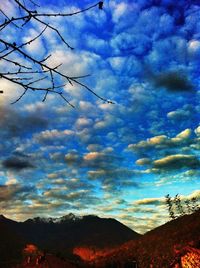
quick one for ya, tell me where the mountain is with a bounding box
[0,213,140,267]
[22,214,140,249]
[0,216,25,267]
[95,209,200,268]
[24,213,82,224]
[2,211,199,267]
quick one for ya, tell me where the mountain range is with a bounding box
[0,213,140,267]
[0,210,199,268]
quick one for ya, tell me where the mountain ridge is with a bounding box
[94,209,200,267]
[0,213,140,267]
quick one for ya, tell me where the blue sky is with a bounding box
[0,0,200,233]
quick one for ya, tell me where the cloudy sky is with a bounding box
[0,0,200,234]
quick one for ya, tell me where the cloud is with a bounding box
[135,158,151,166]
[0,0,200,233]
[65,149,123,169]
[188,39,200,59]
[0,0,18,23]
[167,105,193,120]
[153,154,200,170]
[34,129,74,145]
[88,169,140,181]
[44,188,90,201]
[83,152,123,169]
[112,2,128,23]
[75,117,93,129]
[195,126,200,136]
[187,190,200,200]
[22,28,46,57]
[128,128,192,152]
[152,71,194,92]
[65,151,81,165]
[0,106,48,138]
[2,156,34,171]
[134,197,165,206]
[88,168,141,194]
[83,151,104,161]
[0,184,34,201]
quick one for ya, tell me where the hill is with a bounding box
[94,209,200,267]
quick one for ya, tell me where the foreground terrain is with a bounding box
[0,210,199,268]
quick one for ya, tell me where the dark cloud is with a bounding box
[2,156,34,171]
[0,106,48,138]
[153,71,194,92]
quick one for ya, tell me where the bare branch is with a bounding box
[0,1,112,107]
[0,9,21,29]
[59,93,75,108]
[34,16,74,49]
[1,57,32,70]
[11,88,28,104]
[28,0,40,8]
[28,2,101,17]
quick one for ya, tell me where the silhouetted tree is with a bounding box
[191,197,199,212]
[165,194,199,219]
[165,194,175,220]
[174,194,184,217]
[184,199,192,214]
[0,0,113,107]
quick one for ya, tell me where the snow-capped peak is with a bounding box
[29,213,82,224]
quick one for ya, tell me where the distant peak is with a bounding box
[0,214,12,222]
[55,213,83,222]
[60,213,78,221]
[27,213,83,224]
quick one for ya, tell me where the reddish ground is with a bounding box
[15,254,75,268]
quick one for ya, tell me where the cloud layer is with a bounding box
[0,0,200,233]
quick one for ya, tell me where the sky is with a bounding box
[0,0,200,234]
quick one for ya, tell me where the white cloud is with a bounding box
[195,126,200,136]
[23,28,46,56]
[188,39,200,58]
[5,172,18,185]
[0,78,22,103]
[34,129,74,144]
[0,0,17,18]
[128,128,193,151]
[83,151,103,161]
[75,117,93,129]
[108,56,126,72]
[112,2,128,23]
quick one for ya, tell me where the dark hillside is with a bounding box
[95,209,200,268]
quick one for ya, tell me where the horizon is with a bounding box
[0,0,200,235]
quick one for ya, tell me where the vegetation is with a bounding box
[94,209,200,268]
[165,194,199,220]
